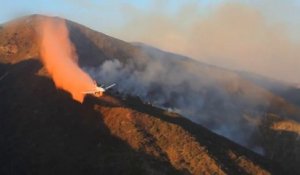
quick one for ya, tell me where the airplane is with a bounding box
[83,80,116,97]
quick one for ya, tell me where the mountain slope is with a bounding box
[0,59,284,175]
[0,14,299,174]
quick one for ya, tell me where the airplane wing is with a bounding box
[104,83,116,90]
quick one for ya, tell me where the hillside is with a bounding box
[0,14,299,174]
[0,58,284,175]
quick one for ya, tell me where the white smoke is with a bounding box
[84,47,271,150]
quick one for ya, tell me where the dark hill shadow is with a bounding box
[66,21,141,68]
[262,129,300,175]
[0,59,181,175]
[257,115,300,175]
[66,23,106,67]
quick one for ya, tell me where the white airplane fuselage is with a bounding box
[82,81,115,97]
[93,87,105,97]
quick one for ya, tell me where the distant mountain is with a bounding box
[0,14,299,174]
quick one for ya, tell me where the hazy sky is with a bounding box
[1,0,300,83]
[0,0,223,32]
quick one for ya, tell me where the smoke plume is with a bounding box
[84,47,272,151]
[38,18,95,102]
